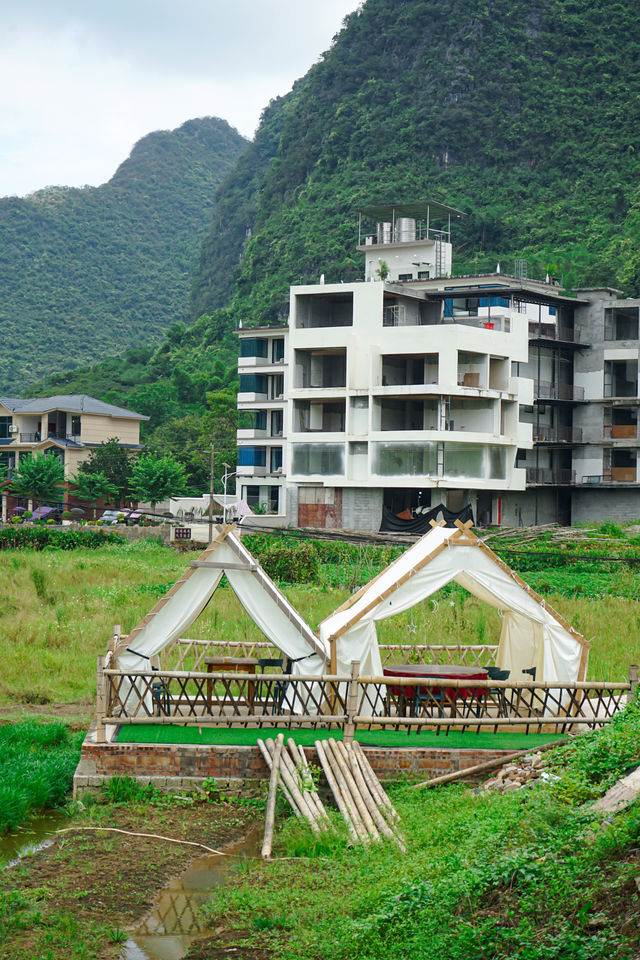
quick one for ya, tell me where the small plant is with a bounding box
[22,510,32,520]
[201,777,221,801]
[61,510,72,520]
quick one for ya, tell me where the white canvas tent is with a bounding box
[319,521,589,684]
[114,525,327,693]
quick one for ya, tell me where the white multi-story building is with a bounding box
[236,200,640,529]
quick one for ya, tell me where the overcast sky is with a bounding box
[0,0,361,198]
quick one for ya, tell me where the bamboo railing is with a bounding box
[99,665,633,740]
[158,637,499,672]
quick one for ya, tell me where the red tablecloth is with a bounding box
[383,663,488,703]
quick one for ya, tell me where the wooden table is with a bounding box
[204,656,259,714]
[383,663,489,716]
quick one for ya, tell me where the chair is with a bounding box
[257,658,289,714]
[486,667,510,717]
[522,667,537,680]
[151,679,171,716]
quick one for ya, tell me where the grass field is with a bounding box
[198,701,640,960]
[0,537,639,706]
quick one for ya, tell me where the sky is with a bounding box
[0,0,361,198]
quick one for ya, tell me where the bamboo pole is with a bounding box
[346,743,404,849]
[257,738,300,818]
[333,740,379,841]
[315,739,361,843]
[325,739,375,842]
[271,739,323,833]
[352,742,399,823]
[287,739,330,825]
[261,733,284,859]
[343,660,360,744]
[411,734,572,789]
[325,739,380,842]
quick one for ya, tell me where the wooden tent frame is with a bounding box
[113,524,326,663]
[325,519,590,680]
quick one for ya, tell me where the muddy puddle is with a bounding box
[121,829,260,960]
[0,810,70,868]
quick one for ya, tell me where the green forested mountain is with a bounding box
[35,0,640,487]
[0,117,247,392]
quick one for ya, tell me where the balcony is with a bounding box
[19,432,81,443]
[533,426,582,443]
[534,380,585,402]
[526,467,576,485]
[528,323,581,344]
[582,471,639,484]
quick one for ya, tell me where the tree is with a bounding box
[71,470,118,519]
[10,453,65,509]
[79,439,137,507]
[129,453,188,513]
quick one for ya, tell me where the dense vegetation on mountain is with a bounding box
[34,0,640,486]
[0,117,247,392]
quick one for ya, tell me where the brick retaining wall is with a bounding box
[73,732,513,798]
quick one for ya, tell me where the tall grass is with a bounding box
[0,721,83,833]
[0,540,637,707]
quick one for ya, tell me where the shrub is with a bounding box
[258,540,319,583]
[61,510,72,520]
[0,526,125,551]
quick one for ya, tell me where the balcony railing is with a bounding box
[19,432,81,443]
[526,467,576,485]
[534,380,585,402]
[533,426,582,443]
[528,323,580,343]
[582,470,638,484]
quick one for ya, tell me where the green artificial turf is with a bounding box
[116,724,561,751]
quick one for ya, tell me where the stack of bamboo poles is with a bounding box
[258,734,331,857]
[258,734,404,857]
[315,738,405,850]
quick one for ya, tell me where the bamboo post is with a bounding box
[288,739,330,825]
[343,659,360,744]
[95,655,106,744]
[268,738,322,833]
[257,738,300,818]
[333,740,379,840]
[261,733,284,859]
[325,739,373,842]
[315,739,360,843]
[629,664,639,699]
[352,741,399,822]
[346,743,404,849]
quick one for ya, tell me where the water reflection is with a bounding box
[122,830,259,960]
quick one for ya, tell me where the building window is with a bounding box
[270,447,283,472]
[240,338,269,358]
[372,442,437,476]
[0,417,12,440]
[271,410,283,436]
[238,447,266,467]
[244,485,261,507]
[272,339,285,362]
[292,443,345,476]
[239,374,267,394]
[70,415,81,438]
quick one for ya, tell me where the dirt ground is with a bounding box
[0,699,94,731]
[0,799,261,960]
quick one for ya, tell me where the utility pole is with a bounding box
[208,443,214,543]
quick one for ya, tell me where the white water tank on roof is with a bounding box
[397,217,416,242]
[377,221,392,244]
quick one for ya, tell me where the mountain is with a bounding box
[0,117,247,392]
[33,0,640,485]
[191,0,640,326]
